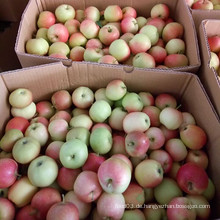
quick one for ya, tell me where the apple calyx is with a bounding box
[107,179,113,189]
[187,181,194,191]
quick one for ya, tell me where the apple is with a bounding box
[121,16,138,34]
[135,159,163,188]
[139,25,159,45]
[165,138,188,162]
[164,54,189,68]
[186,149,209,169]
[26,38,49,55]
[83,48,104,62]
[192,0,214,9]
[28,155,58,187]
[98,157,131,193]
[154,177,183,205]
[167,197,196,220]
[91,122,112,133]
[210,51,220,70]
[132,52,156,68]
[84,6,100,22]
[12,136,41,164]
[36,100,55,119]
[70,46,85,61]
[75,9,85,22]
[123,111,151,133]
[109,39,131,62]
[98,55,119,64]
[167,162,181,180]
[146,17,166,37]
[90,127,112,154]
[55,4,75,23]
[180,124,207,150]
[37,10,56,28]
[179,111,196,130]
[86,38,103,49]
[122,92,143,112]
[31,187,62,220]
[31,115,49,127]
[0,129,23,152]
[149,149,173,173]
[185,0,195,7]
[165,38,186,54]
[48,119,69,141]
[160,124,179,141]
[122,209,145,220]
[143,203,167,219]
[142,106,161,127]
[120,32,134,43]
[64,19,80,35]
[82,152,106,172]
[155,93,177,109]
[11,102,36,120]
[72,108,89,117]
[202,178,216,201]
[66,127,90,145]
[8,176,38,208]
[159,107,183,130]
[122,6,137,18]
[123,182,145,208]
[136,16,147,30]
[125,131,150,157]
[0,197,15,220]
[74,170,102,203]
[138,91,154,106]
[0,151,12,159]
[59,139,88,169]
[80,19,100,39]
[176,162,209,195]
[162,22,184,43]
[89,100,111,123]
[45,141,64,162]
[98,24,120,46]
[111,154,133,172]
[48,42,70,56]
[104,5,123,22]
[64,191,92,219]
[208,35,220,53]
[108,135,128,156]
[148,46,167,64]
[57,167,81,191]
[9,88,33,108]
[0,158,18,188]
[69,114,93,130]
[5,116,30,133]
[129,33,151,54]
[46,201,79,220]
[150,3,170,20]
[49,110,71,122]
[69,32,87,48]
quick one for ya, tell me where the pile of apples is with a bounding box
[25,3,189,69]
[186,0,220,9]
[208,35,220,80]
[0,79,215,219]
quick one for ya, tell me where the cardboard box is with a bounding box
[0,0,29,22]
[15,0,200,73]
[198,19,220,117]
[0,62,220,218]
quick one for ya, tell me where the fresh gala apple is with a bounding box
[192,0,214,9]
[70,46,85,61]
[0,197,15,220]
[48,42,70,56]
[155,93,177,109]
[64,19,80,35]
[36,100,55,119]
[164,54,189,68]
[132,52,156,68]
[121,16,138,34]
[55,4,75,23]
[80,19,100,39]
[47,23,69,43]
[84,6,100,22]
[5,116,30,133]
[37,11,56,28]
[104,5,123,22]
[139,25,159,46]
[69,32,87,48]
[150,3,170,20]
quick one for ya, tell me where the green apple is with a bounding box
[59,139,88,169]
[122,92,144,112]
[66,127,90,145]
[55,4,75,23]
[26,38,49,56]
[139,25,159,45]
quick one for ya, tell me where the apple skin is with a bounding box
[164,54,189,68]
[64,19,80,35]
[125,131,150,157]
[0,197,15,220]
[143,203,167,219]
[36,100,55,119]
[98,157,131,194]
[123,111,151,133]
[122,209,145,220]
[9,88,33,108]
[31,187,62,220]
[73,170,103,203]
[192,0,214,9]
[48,42,70,57]
[83,48,104,62]
[98,55,119,64]
[51,90,72,111]
[5,116,30,133]
[121,16,138,34]
[154,177,183,205]
[135,159,163,188]
[150,3,170,20]
[0,129,24,152]
[160,124,179,142]
[55,4,75,23]
[86,38,103,49]
[37,10,56,28]
[50,110,71,123]
[109,135,128,156]
[90,127,112,155]
[66,127,90,145]
[96,192,125,219]
[122,6,137,18]
[26,38,49,55]
[155,93,177,109]
[64,191,92,219]
[176,162,209,195]
[167,162,181,180]
[69,114,93,130]
[132,52,156,68]
[139,24,159,46]
[84,6,100,22]
[69,32,87,48]
[80,19,100,39]
[27,155,59,187]
[208,35,220,53]
[148,45,167,64]
[46,201,79,220]
[202,178,216,201]
[59,139,88,169]
[136,16,147,30]
[15,204,41,220]
[47,23,69,43]
[122,92,144,112]
[104,5,123,22]
[111,154,133,172]
[209,51,220,70]
[142,106,161,127]
[45,141,64,162]
[180,124,207,150]
[167,197,196,220]
[57,167,81,191]
[8,176,38,208]
[70,46,85,61]
[147,17,166,37]
[75,9,85,22]
[0,158,18,188]
[165,38,186,54]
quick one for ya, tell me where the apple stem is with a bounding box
[61,193,65,203]
[176,104,182,110]
[107,179,112,188]
[90,190,94,202]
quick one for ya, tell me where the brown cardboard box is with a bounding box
[198,19,220,118]
[15,0,200,73]
[0,62,220,218]
[0,0,29,22]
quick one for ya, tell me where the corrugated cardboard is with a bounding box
[0,62,220,218]
[0,0,28,22]
[15,0,200,73]
[198,19,220,118]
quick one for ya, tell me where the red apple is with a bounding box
[5,116,30,133]
[51,90,72,111]
[47,23,69,43]
[0,197,15,220]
